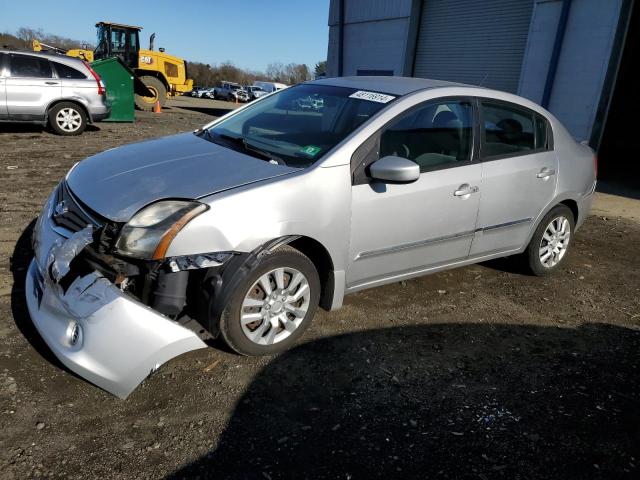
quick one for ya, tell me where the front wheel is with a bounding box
[134,76,167,111]
[526,205,575,276]
[214,246,320,356]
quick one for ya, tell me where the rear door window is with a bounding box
[9,54,52,78]
[481,101,535,158]
[54,62,87,79]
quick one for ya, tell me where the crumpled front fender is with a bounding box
[25,226,207,398]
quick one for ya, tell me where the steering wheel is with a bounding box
[400,143,410,158]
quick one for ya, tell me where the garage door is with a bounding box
[413,0,534,93]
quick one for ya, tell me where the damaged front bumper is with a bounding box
[25,200,207,399]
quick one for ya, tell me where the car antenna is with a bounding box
[479,72,489,87]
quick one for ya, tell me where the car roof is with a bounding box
[309,76,477,96]
[0,49,85,63]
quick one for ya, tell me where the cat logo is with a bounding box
[140,56,153,65]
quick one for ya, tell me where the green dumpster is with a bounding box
[90,57,135,122]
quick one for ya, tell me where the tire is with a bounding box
[526,205,575,276]
[214,246,321,356]
[48,102,87,136]
[134,76,167,111]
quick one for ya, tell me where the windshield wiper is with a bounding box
[242,139,287,166]
[218,133,286,165]
[199,130,287,165]
[196,128,215,142]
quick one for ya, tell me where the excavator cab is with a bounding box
[94,22,141,69]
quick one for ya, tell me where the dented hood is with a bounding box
[66,132,297,222]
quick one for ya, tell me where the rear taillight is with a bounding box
[83,61,106,95]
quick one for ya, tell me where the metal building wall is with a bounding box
[550,0,622,141]
[326,0,414,77]
[412,0,534,93]
[325,0,624,142]
[519,0,624,141]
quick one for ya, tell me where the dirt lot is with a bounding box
[1,97,639,479]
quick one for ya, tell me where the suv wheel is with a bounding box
[49,102,87,135]
[526,205,575,276]
[214,246,320,356]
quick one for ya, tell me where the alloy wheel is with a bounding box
[240,267,311,346]
[55,108,82,132]
[539,216,571,268]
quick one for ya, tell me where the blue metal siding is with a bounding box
[343,18,411,76]
[546,0,623,141]
[518,0,564,104]
[413,0,534,93]
[329,0,413,25]
[327,0,414,77]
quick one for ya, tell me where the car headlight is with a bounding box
[115,200,208,260]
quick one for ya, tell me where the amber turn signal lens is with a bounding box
[152,204,208,260]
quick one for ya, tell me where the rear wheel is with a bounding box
[48,102,87,135]
[134,75,167,111]
[214,246,320,356]
[526,205,575,276]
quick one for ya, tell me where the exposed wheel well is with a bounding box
[46,100,90,123]
[560,199,579,224]
[287,236,335,311]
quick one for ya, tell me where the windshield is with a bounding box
[95,25,108,57]
[203,84,396,167]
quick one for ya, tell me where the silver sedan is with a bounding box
[26,77,596,397]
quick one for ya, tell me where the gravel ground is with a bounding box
[1,97,639,479]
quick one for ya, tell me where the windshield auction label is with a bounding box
[300,145,322,156]
[349,91,396,103]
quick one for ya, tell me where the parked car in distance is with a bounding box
[192,87,215,98]
[253,81,288,93]
[246,85,267,100]
[232,88,249,102]
[213,81,243,101]
[190,86,204,97]
[0,49,110,135]
[202,88,217,99]
[27,77,596,397]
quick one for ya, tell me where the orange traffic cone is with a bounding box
[153,100,161,113]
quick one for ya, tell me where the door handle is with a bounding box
[453,184,479,197]
[536,167,556,179]
[45,81,60,85]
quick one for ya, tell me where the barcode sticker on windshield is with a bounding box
[349,91,396,103]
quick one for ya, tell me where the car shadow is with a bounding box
[168,323,640,480]
[9,219,65,369]
[0,123,100,134]
[480,254,533,276]
[0,123,47,134]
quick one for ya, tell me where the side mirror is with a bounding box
[369,156,420,183]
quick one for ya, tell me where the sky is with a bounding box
[0,0,330,71]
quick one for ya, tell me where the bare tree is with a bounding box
[8,27,92,50]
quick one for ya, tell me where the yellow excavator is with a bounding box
[33,22,192,110]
